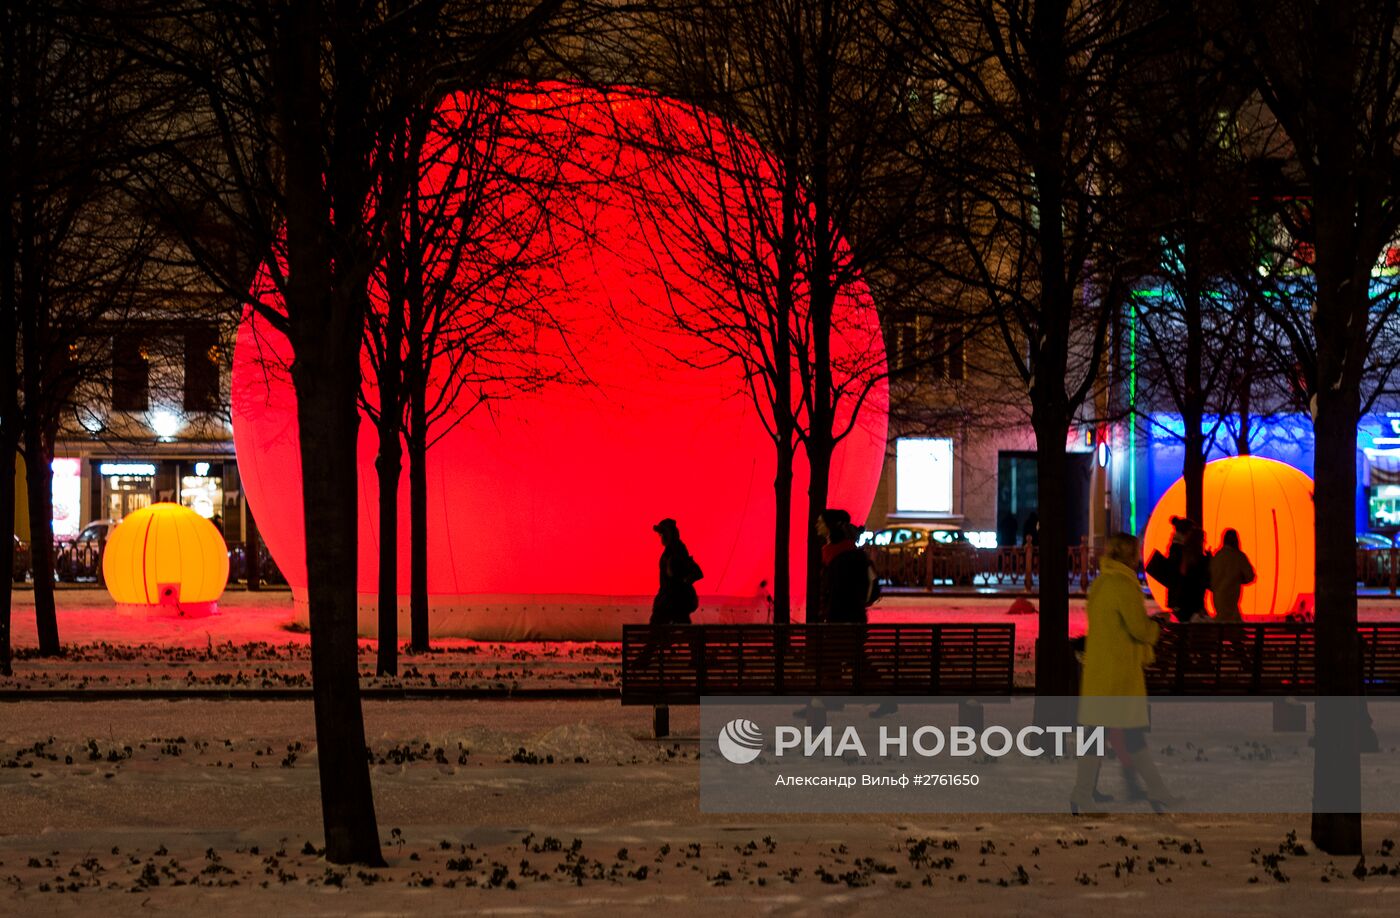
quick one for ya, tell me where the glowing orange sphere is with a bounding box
[1141,456,1314,617]
[102,503,230,606]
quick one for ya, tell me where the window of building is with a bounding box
[896,437,954,514]
[895,319,965,383]
[111,333,149,411]
[184,324,220,412]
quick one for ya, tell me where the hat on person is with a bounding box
[1170,515,1195,533]
[653,518,679,534]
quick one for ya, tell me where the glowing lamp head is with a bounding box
[102,502,229,606]
[150,409,182,440]
[1141,456,1314,617]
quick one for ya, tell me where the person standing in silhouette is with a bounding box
[1166,517,1211,622]
[817,509,868,624]
[650,518,703,625]
[1209,528,1255,622]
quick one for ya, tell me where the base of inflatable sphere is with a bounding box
[289,592,785,641]
[115,601,220,619]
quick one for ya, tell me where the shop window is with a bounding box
[896,437,954,514]
[184,325,220,412]
[112,334,149,411]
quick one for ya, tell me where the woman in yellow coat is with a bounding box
[1072,532,1180,813]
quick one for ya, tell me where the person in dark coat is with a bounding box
[1209,528,1255,621]
[818,509,869,624]
[651,518,703,625]
[1022,511,1040,547]
[1165,517,1211,622]
[998,510,1018,552]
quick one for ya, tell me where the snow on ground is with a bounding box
[5,590,1400,914]
[2,698,1400,916]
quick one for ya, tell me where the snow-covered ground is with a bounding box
[4,589,1400,914]
[3,698,1400,915]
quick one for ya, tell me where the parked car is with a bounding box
[54,519,115,582]
[861,524,978,586]
[12,535,30,583]
[925,529,980,585]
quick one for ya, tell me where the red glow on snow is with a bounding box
[231,82,888,603]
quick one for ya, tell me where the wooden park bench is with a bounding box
[1143,621,1400,729]
[621,623,1016,737]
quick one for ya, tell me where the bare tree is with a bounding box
[1108,3,1264,527]
[114,0,567,865]
[1228,0,1400,855]
[897,0,1139,695]
[0,5,20,676]
[2,0,172,669]
[628,0,915,620]
[368,87,568,660]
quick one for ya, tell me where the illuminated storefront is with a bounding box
[1126,411,1400,538]
[178,460,224,521]
[100,461,157,522]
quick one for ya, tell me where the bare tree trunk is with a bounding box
[374,296,404,675]
[1182,421,1206,527]
[1308,200,1367,854]
[804,0,838,620]
[1182,252,1206,527]
[804,428,833,619]
[375,415,401,676]
[0,10,15,676]
[1311,389,1362,853]
[1236,293,1256,457]
[1032,409,1075,699]
[773,429,793,624]
[279,0,382,865]
[23,419,58,656]
[293,341,383,866]
[0,440,15,676]
[408,379,429,652]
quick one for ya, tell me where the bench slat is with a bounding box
[621,623,1014,704]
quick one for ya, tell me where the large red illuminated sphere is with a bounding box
[1141,456,1314,617]
[231,83,888,621]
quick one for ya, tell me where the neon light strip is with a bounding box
[1129,306,1138,534]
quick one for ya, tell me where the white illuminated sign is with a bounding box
[99,462,156,477]
[50,458,82,539]
[896,438,954,514]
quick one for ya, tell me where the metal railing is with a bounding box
[867,539,1099,592]
[15,538,284,586]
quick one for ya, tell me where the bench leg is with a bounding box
[1273,699,1306,732]
[653,705,670,739]
[958,700,984,732]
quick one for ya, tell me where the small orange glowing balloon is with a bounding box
[1141,456,1314,617]
[102,503,230,607]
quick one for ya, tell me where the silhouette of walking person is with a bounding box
[1073,532,1182,814]
[650,518,703,625]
